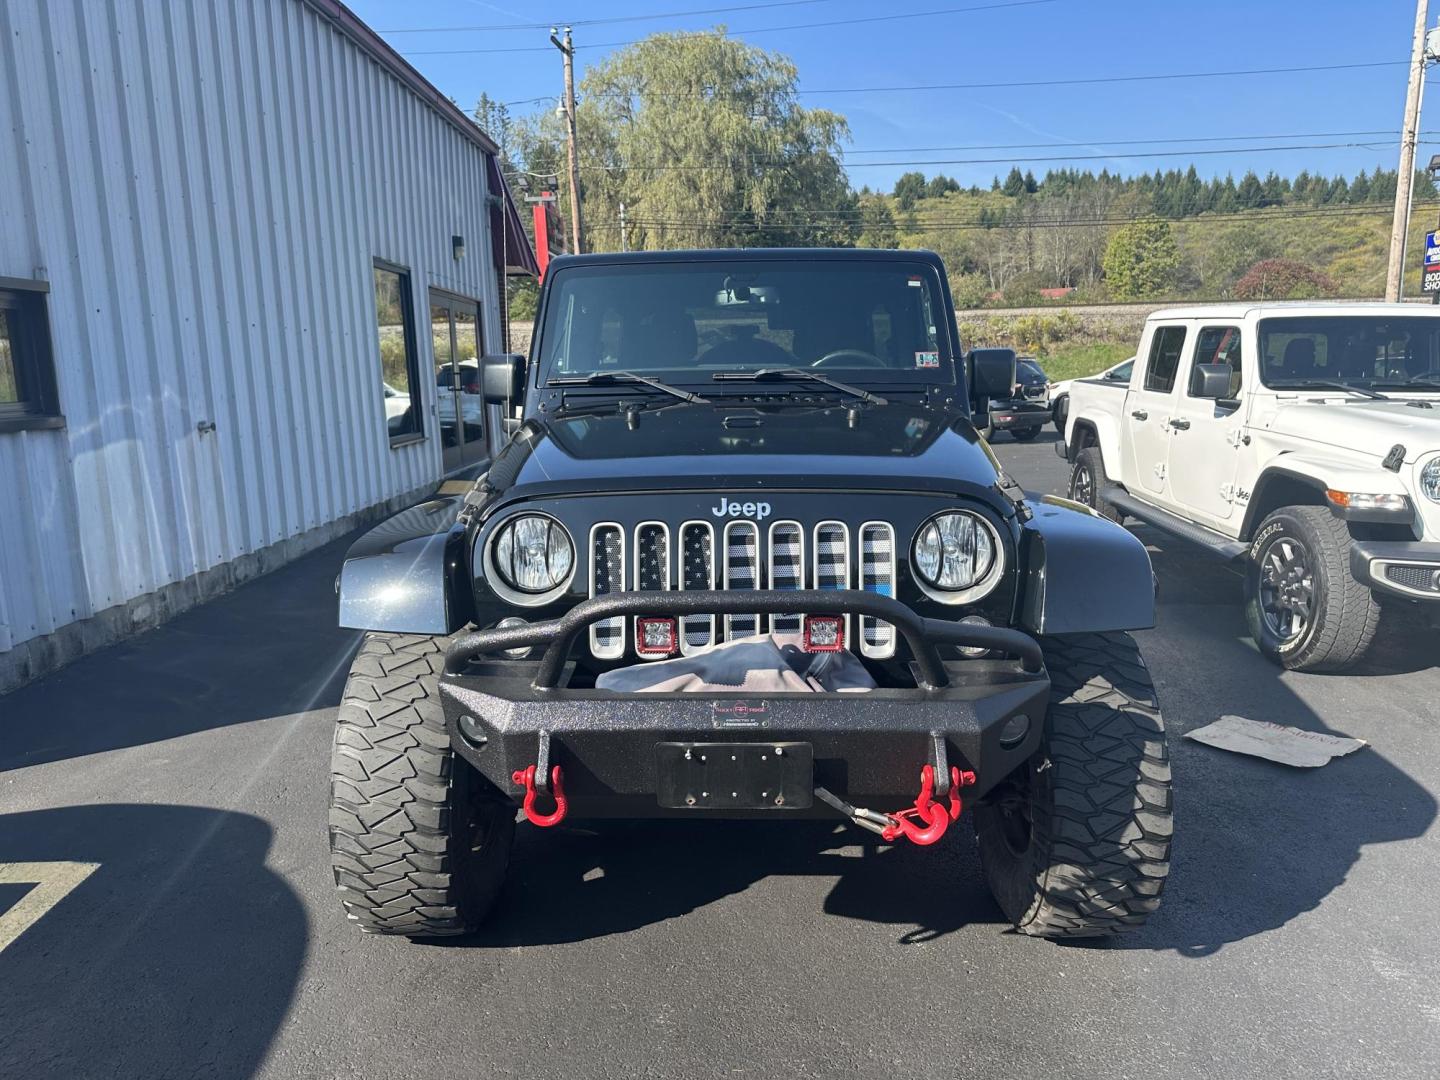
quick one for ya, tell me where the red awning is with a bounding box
[487,155,539,278]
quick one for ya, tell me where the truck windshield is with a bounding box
[536,259,953,387]
[1258,315,1440,390]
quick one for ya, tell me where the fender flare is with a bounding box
[337,495,473,634]
[1240,455,1411,539]
[1016,495,1156,635]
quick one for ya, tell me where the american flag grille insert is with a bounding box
[723,521,761,640]
[633,523,672,660]
[678,521,716,653]
[768,521,804,634]
[859,522,897,659]
[588,525,626,659]
[813,521,852,643]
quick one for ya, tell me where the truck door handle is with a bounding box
[1169,418,1191,430]
[1131,409,1148,421]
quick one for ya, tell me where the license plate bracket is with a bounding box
[655,741,813,809]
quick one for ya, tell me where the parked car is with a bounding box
[382,381,413,437]
[1049,356,1134,432]
[436,361,485,445]
[332,248,1169,942]
[1061,303,1440,672]
[975,350,1050,441]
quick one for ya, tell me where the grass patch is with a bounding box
[1035,341,1134,382]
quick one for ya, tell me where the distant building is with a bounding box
[0,0,537,691]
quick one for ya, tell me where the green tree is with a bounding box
[557,30,853,250]
[893,171,927,210]
[1102,219,1180,300]
[856,194,898,248]
[1002,167,1027,196]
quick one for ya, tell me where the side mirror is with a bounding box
[967,348,1017,399]
[1190,363,1233,400]
[481,353,526,404]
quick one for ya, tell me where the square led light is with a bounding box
[636,617,678,657]
[803,614,845,653]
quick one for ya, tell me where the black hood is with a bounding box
[482,399,1008,506]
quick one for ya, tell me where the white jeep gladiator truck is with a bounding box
[1061,303,1440,672]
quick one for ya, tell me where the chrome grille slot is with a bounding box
[633,522,671,659]
[859,521,897,659]
[678,521,716,653]
[588,524,626,659]
[768,521,804,634]
[813,521,851,644]
[723,520,761,640]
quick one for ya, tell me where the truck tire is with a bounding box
[1011,426,1042,441]
[975,632,1171,939]
[1069,446,1123,524]
[1244,506,1382,673]
[329,632,515,937]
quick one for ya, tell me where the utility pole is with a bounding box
[550,26,584,256]
[1386,0,1431,302]
[619,202,628,252]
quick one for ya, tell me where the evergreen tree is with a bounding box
[1348,169,1370,203]
[1236,171,1264,209]
[1002,167,1027,196]
[1023,169,1039,194]
[893,171,927,210]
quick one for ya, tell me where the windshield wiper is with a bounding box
[1271,379,1389,401]
[548,371,708,403]
[711,367,887,405]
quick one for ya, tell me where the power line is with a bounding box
[378,0,834,33]
[841,129,1420,156]
[499,59,1408,105]
[403,0,1062,55]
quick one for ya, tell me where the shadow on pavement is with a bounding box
[0,804,306,1080]
[439,818,1004,948]
[0,534,363,773]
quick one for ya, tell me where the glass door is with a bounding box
[430,292,484,473]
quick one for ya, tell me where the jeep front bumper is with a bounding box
[440,590,1050,816]
[1351,540,1440,601]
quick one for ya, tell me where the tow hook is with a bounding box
[814,765,975,847]
[512,764,568,827]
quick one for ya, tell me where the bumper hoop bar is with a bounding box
[446,590,1044,690]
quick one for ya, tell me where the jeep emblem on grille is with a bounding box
[711,498,772,521]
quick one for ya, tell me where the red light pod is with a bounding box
[636,617,678,657]
[802,614,845,653]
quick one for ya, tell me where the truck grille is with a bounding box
[587,518,897,661]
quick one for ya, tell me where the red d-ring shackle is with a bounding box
[880,765,970,846]
[512,764,567,827]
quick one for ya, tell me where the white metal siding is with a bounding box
[0,0,505,652]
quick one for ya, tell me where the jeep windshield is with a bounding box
[536,257,955,390]
[1259,315,1440,392]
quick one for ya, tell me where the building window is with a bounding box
[373,260,423,446]
[0,281,63,433]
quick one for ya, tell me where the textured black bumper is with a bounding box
[442,659,1049,814]
[988,400,1050,431]
[1351,540,1440,601]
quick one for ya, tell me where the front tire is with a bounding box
[1069,446,1123,524]
[329,632,515,937]
[1244,506,1382,673]
[975,632,1172,938]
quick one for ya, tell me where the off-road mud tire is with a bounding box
[329,632,515,937]
[1244,505,1382,673]
[1069,446,1123,524]
[975,632,1172,939]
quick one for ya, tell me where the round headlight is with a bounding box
[913,511,998,592]
[491,514,574,594]
[1422,457,1440,503]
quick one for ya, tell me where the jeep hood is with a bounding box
[483,400,1007,503]
[1268,398,1440,464]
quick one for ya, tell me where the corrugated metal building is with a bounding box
[0,0,536,691]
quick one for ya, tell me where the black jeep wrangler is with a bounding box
[329,249,1171,940]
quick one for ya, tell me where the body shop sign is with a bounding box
[1424,232,1440,293]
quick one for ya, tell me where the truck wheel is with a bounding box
[975,632,1171,938]
[1244,506,1382,673]
[329,632,515,937]
[1069,447,1123,524]
[1011,426,1041,441]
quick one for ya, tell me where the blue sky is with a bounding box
[348,0,1438,193]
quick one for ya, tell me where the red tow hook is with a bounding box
[512,764,568,827]
[880,765,975,846]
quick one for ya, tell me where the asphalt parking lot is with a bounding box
[3,429,1438,1080]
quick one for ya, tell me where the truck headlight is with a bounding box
[912,511,1003,602]
[1422,457,1440,503]
[491,514,574,594]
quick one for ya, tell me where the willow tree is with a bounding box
[549,31,855,251]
